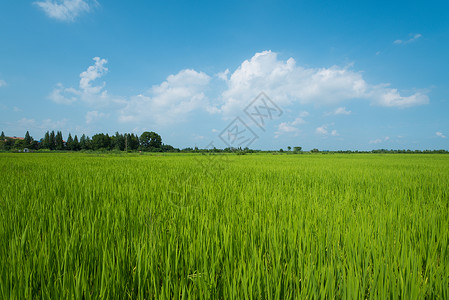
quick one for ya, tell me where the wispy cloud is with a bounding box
[369,136,390,144]
[394,33,422,45]
[315,124,338,136]
[85,110,106,124]
[436,131,446,138]
[274,112,309,138]
[0,79,6,87]
[326,107,352,116]
[34,0,95,22]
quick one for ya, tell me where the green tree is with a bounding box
[66,133,74,150]
[80,134,87,150]
[91,133,111,150]
[113,132,125,151]
[140,131,162,151]
[55,131,64,150]
[287,146,291,151]
[41,131,50,149]
[128,134,139,150]
[0,131,5,140]
[49,131,56,150]
[24,131,32,147]
[293,146,302,153]
[73,135,80,151]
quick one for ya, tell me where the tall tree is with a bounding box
[128,134,139,150]
[49,131,56,150]
[140,131,162,151]
[66,133,73,150]
[73,135,80,151]
[24,131,32,147]
[42,131,50,149]
[113,132,125,151]
[0,131,5,140]
[80,134,87,150]
[55,131,64,150]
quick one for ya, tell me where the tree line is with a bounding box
[0,130,178,152]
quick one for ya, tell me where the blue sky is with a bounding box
[0,0,448,150]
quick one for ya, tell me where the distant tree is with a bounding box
[0,131,5,140]
[311,148,319,153]
[42,131,50,149]
[279,148,284,152]
[66,133,74,150]
[24,131,32,148]
[73,135,80,151]
[14,138,25,149]
[113,132,125,151]
[49,131,56,150]
[128,134,140,150]
[1,137,13,150]
[55,131,64,150]
[140,131,162,151]
[287,146,291,151]
[293,146,302,153]
[91,133,111,150]
[80,134,87,150]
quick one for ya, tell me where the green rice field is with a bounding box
[0,153,448,298]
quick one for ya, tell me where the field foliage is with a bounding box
[0,153,448,298]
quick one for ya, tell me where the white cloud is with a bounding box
[436,131,446,138]
[49,57,121,106]
[215,51,428,116]
[48,52,430,130]
[34,0,94,22]
[13,107,22,112]
[275,122,300,138]
[394,33,422,45]
[316,125,328,135]
[79,57,108,94]
[14,117,68,132]
[0,79,6,87]
[369,138,383,144]
[274,112,309,138]
[85,110,106,124]
[369,136,390,144]
[216,69,230,81]
[333,107,352,115]
[49,83,79,104]
[315,124,338,136]
[119,69,211,125]
[372,88,428,108]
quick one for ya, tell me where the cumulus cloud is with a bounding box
[215,51,428,116]
[274,112,309,138]
[119,69,211,125]
[315,124,338,136]
[34,0,94,22]
[49,57,120,106]
[394,33,422,45]
[316,125,328,135]
[48,52,430,130]
[436,131,446,138]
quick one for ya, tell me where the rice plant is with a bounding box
[0,153,448,298]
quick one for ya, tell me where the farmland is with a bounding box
[0,153,448,298]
